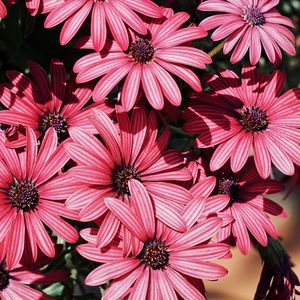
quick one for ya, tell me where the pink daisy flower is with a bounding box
[0,127,79,268]
[42,0,162,50]
[77,197,229,300]
[191,155,286,254]
[183,65,300,179]
[0,244,69,300]
[74,9,211,111]
[198,0,296,64]
[0,60,114,147]
[65,106,193,253]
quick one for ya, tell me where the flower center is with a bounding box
[240,106,268,132]
[0,263,9,291]
[8,179,39,212]
[242,6,265,26]
[112,166,140,195]
[40,112,69,142]
[129,39,155,63]
[217,178,240,203]
[139,240,169,270]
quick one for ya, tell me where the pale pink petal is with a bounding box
[104,198,148,241]
[128,180,155,239]
[85,259,140,286]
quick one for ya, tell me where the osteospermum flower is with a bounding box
[65,106,193,253]
[74,9,211,111]
[0,127,78,268]
[194,156,285,254]
[198,0,296,64]
[77,197,229,300]
[0,244,69,300]
[0,60,113,147]
[183,65,300,179]
[42,0,162,50]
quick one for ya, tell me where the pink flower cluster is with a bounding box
[0,0,299,299]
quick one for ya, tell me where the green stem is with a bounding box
[209,41,225,58]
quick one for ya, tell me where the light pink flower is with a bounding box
[198,0,296,64]
[0,60,114,147]
[74,9,210,111]
[0,127,79,268]
[77,197,229,300]
[65,106,193,254]
[42,0,162,50]
[183,65,300,179]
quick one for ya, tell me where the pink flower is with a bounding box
[190,155,286,254]
[0,1,7,18]
[42,0,162,50]
[0,244,69,300]
[74,9,210,111]
[65,106,193,253]
[0,60,114,147]
[198,0,296,64]
[77,197,229,300]
[183,65,300,179]
[0,127,79,268]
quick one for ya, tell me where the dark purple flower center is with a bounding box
[0,263,9,291]
[40,112,69,142]
[240,106,268,132]
[112,166,140,195]
[217,178,240,202]
[8,179,39,212]
[139,240,169,270]
[242,6,265,26]
[129,39,155,63]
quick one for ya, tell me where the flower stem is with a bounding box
[208,41,225,57]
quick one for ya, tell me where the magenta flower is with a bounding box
[0,127,79,268]
[198,0,296,64]
[190,156,286,254]
[183,65,300,179]
[0,60,114,147]
[0,244,69,300]
[77,197,229,300]
[65,106,193,253]
[42,0,162,50]
[74,9,210,111]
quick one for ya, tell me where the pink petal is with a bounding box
[93,63,132,101]
[103,1,128,51]
[121,64,142,111]
[128,180,155,239]
[151,62,182,107]
[128,267,149,300]
[141,65,164,110]
[37,208,78,243]
[5,212,25,268]
[85,259,140,286]
[104,198,147,241]
[170,258,228,280]
[169,217,222,251]
[91,2,106,51]
[102,265,143,300]
[165,268,206,300]
[155,199,187,232]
